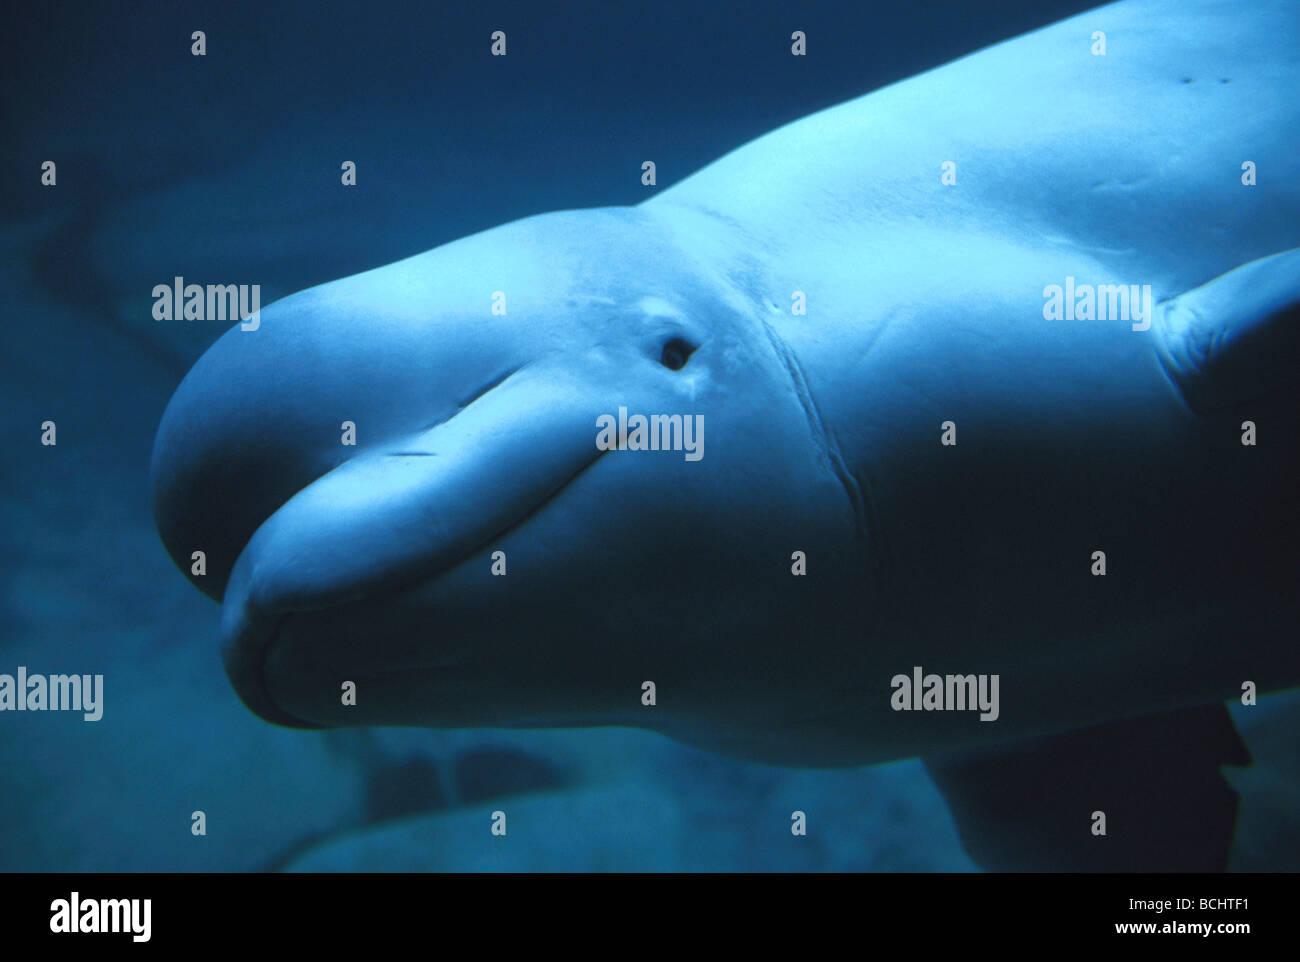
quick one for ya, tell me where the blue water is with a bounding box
[2,0,1296,871]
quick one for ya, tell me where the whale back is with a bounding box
[648,0,1300,299]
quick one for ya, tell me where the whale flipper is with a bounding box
[1157,248,1300,412]
[924,704,1251,872]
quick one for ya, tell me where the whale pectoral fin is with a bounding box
[923,704,1251,872]
[1157,247,1300,412]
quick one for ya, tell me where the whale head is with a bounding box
[151,206,870,764]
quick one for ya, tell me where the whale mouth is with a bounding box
[214,366,614,728]
[220,455,605,728]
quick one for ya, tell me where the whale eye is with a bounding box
[659,336,697,371]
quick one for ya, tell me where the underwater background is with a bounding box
[2,0,1297,871]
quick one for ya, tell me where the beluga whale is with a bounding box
[151,0,1300,871]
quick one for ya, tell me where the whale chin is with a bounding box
[219,570,468,730]
[215,441,609,729]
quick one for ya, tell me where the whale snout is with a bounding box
[206,361,616,727]
[149,283,527,600]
